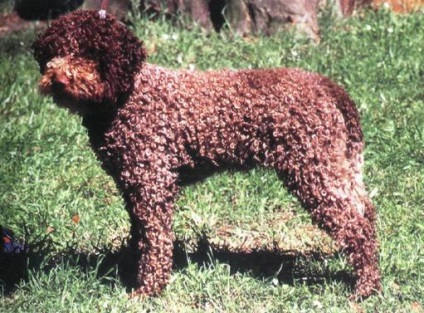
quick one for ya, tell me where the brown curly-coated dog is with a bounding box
[32,10,380,299]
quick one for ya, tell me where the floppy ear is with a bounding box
[32,10,147,104]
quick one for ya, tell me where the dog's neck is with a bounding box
[81,108,117,150]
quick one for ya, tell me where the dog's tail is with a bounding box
[323,77,378,222]
[322,77,364,157]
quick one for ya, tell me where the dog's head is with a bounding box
[32,10,147,113]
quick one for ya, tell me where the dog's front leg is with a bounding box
[124,163,179,297]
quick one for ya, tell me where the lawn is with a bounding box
[0,5,423,313]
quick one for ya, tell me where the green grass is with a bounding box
[1,6,424,312]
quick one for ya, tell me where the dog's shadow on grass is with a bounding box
[1,169,352,295]
[0,236,352,296]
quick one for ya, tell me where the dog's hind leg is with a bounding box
[275,150,381,299]
[311,196,380,299]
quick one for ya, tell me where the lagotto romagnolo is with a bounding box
[32,9,380,299]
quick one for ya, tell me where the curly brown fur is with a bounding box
[32,10,146,105]
[32,10,381,299]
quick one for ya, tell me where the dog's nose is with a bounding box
[51,73,69,90]
[51,73,69,92]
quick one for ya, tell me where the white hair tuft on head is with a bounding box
[98,9,106,19]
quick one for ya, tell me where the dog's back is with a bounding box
[123,64,363,171]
